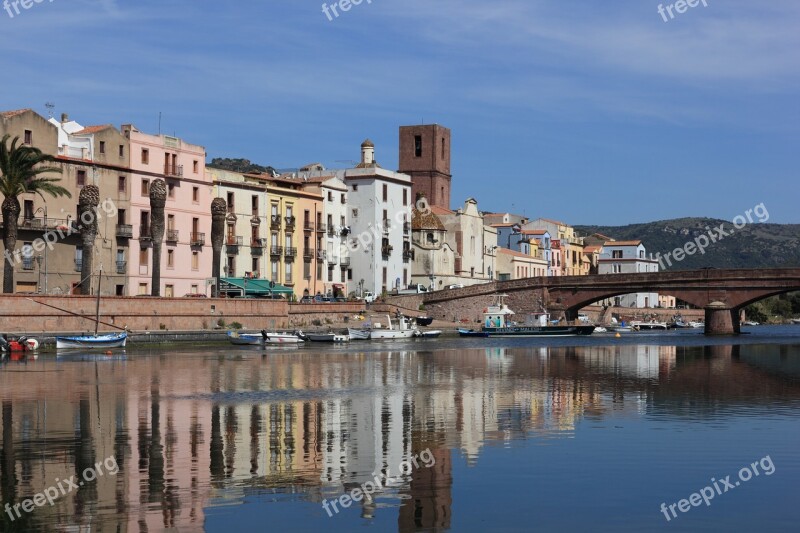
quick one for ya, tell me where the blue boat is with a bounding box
[56,332,128,350]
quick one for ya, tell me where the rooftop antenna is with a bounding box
[44,102,55,118]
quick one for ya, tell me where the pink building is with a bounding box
[122,125,213,296]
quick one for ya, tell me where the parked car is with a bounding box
[361,291,376,303]
[447,284,465,290]
[396,284,429,295]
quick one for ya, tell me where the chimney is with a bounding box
[360,139,375,165]
[60,113,69,123]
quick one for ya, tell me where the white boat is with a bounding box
[416,330,442,338]
[689,321,705,328]
[631,321,669,331]
[369,315,417,340]
[593,326,608,333]
[227,331,264,346]
[261,330,306,344]
[347,328,371,340]
[790,319,800,325]
[743,321,760,326]
[306,332,350,342]
[56,332,128,350]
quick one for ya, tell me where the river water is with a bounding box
[1,326,799,532]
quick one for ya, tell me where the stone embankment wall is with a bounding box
[0,295,290,333]
[287,303,366,327]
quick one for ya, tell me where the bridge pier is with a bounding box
[704,302,741,336]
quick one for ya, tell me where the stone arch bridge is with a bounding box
[386,268,800,335]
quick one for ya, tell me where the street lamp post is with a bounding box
[34,205,48,293]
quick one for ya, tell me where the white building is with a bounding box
[597,240,660,308]
[343,140,413,295]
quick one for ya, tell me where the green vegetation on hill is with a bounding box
[575,217,800,270]
[208,157,277,176]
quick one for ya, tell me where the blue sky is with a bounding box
[1,0,797,224]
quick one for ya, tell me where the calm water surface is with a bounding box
[2,326,800,532]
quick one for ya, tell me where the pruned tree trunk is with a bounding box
[78,185,100,295]
[149,179,167,296]
[1,197,20,294]
[211,198,227,297]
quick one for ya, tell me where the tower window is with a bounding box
[414,135,422,157]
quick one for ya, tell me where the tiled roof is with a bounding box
[521,229,548,235]
[584,245,602,253]
[534,217,567,226]
[430,205,455,215]
[604,240,642,246]
[498,248,543,260]
[0,108,32,119]
[74,124,114,135]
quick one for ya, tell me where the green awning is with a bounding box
[218,278,293,297]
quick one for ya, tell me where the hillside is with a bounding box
[208,157,277,176]
[575,218,800,270]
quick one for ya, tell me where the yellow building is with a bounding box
[259,175,323,299]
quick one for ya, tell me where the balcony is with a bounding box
[251,215,261,225]
[74,259,82,272]
[21,258,35,271]
[403,222,410,235]
[383,220,391,234]
[381,245,393,259]
[166,229,179,243]
[251,241,264,256]
[164,164,183,177]
[303,248,315,260]
[270,215,281,229]
[190,232,205,246]
[116,260,127,274]
[327,226,336,237]
[284,216,296,229]
[139,225,151,240]
[226,236,243,254]
[303,221,314,232]
[328,255,338,265]
[284,247,297,260]
[316,223,326,233]
[403,249,414,262]
[339,256,350,267]
[116,224,133,238]
[316,250,327,261]
[270,246,283,257]
[16,216,73,232]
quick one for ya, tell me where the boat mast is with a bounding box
[94,267,102,336]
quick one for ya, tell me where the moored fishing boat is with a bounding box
[631,321,669,331]
[458,328,489,337]
[306,332,350,342]
[480,295,594,337]
[261,330,306,344]
[227,331,264,346]
[416,330,442,338]
[347,328,371,340]
[369,314,417,340]
[56,332,128,350]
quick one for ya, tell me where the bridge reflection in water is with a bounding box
[0,343,799,532]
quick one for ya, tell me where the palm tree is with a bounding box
[77,184,99,295]
[149,179,167,296]
[0,134,70,293]
[210,197,227,297]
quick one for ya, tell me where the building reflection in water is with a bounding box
[0,343,798,532]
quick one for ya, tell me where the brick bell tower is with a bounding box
[398,124,452,210]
